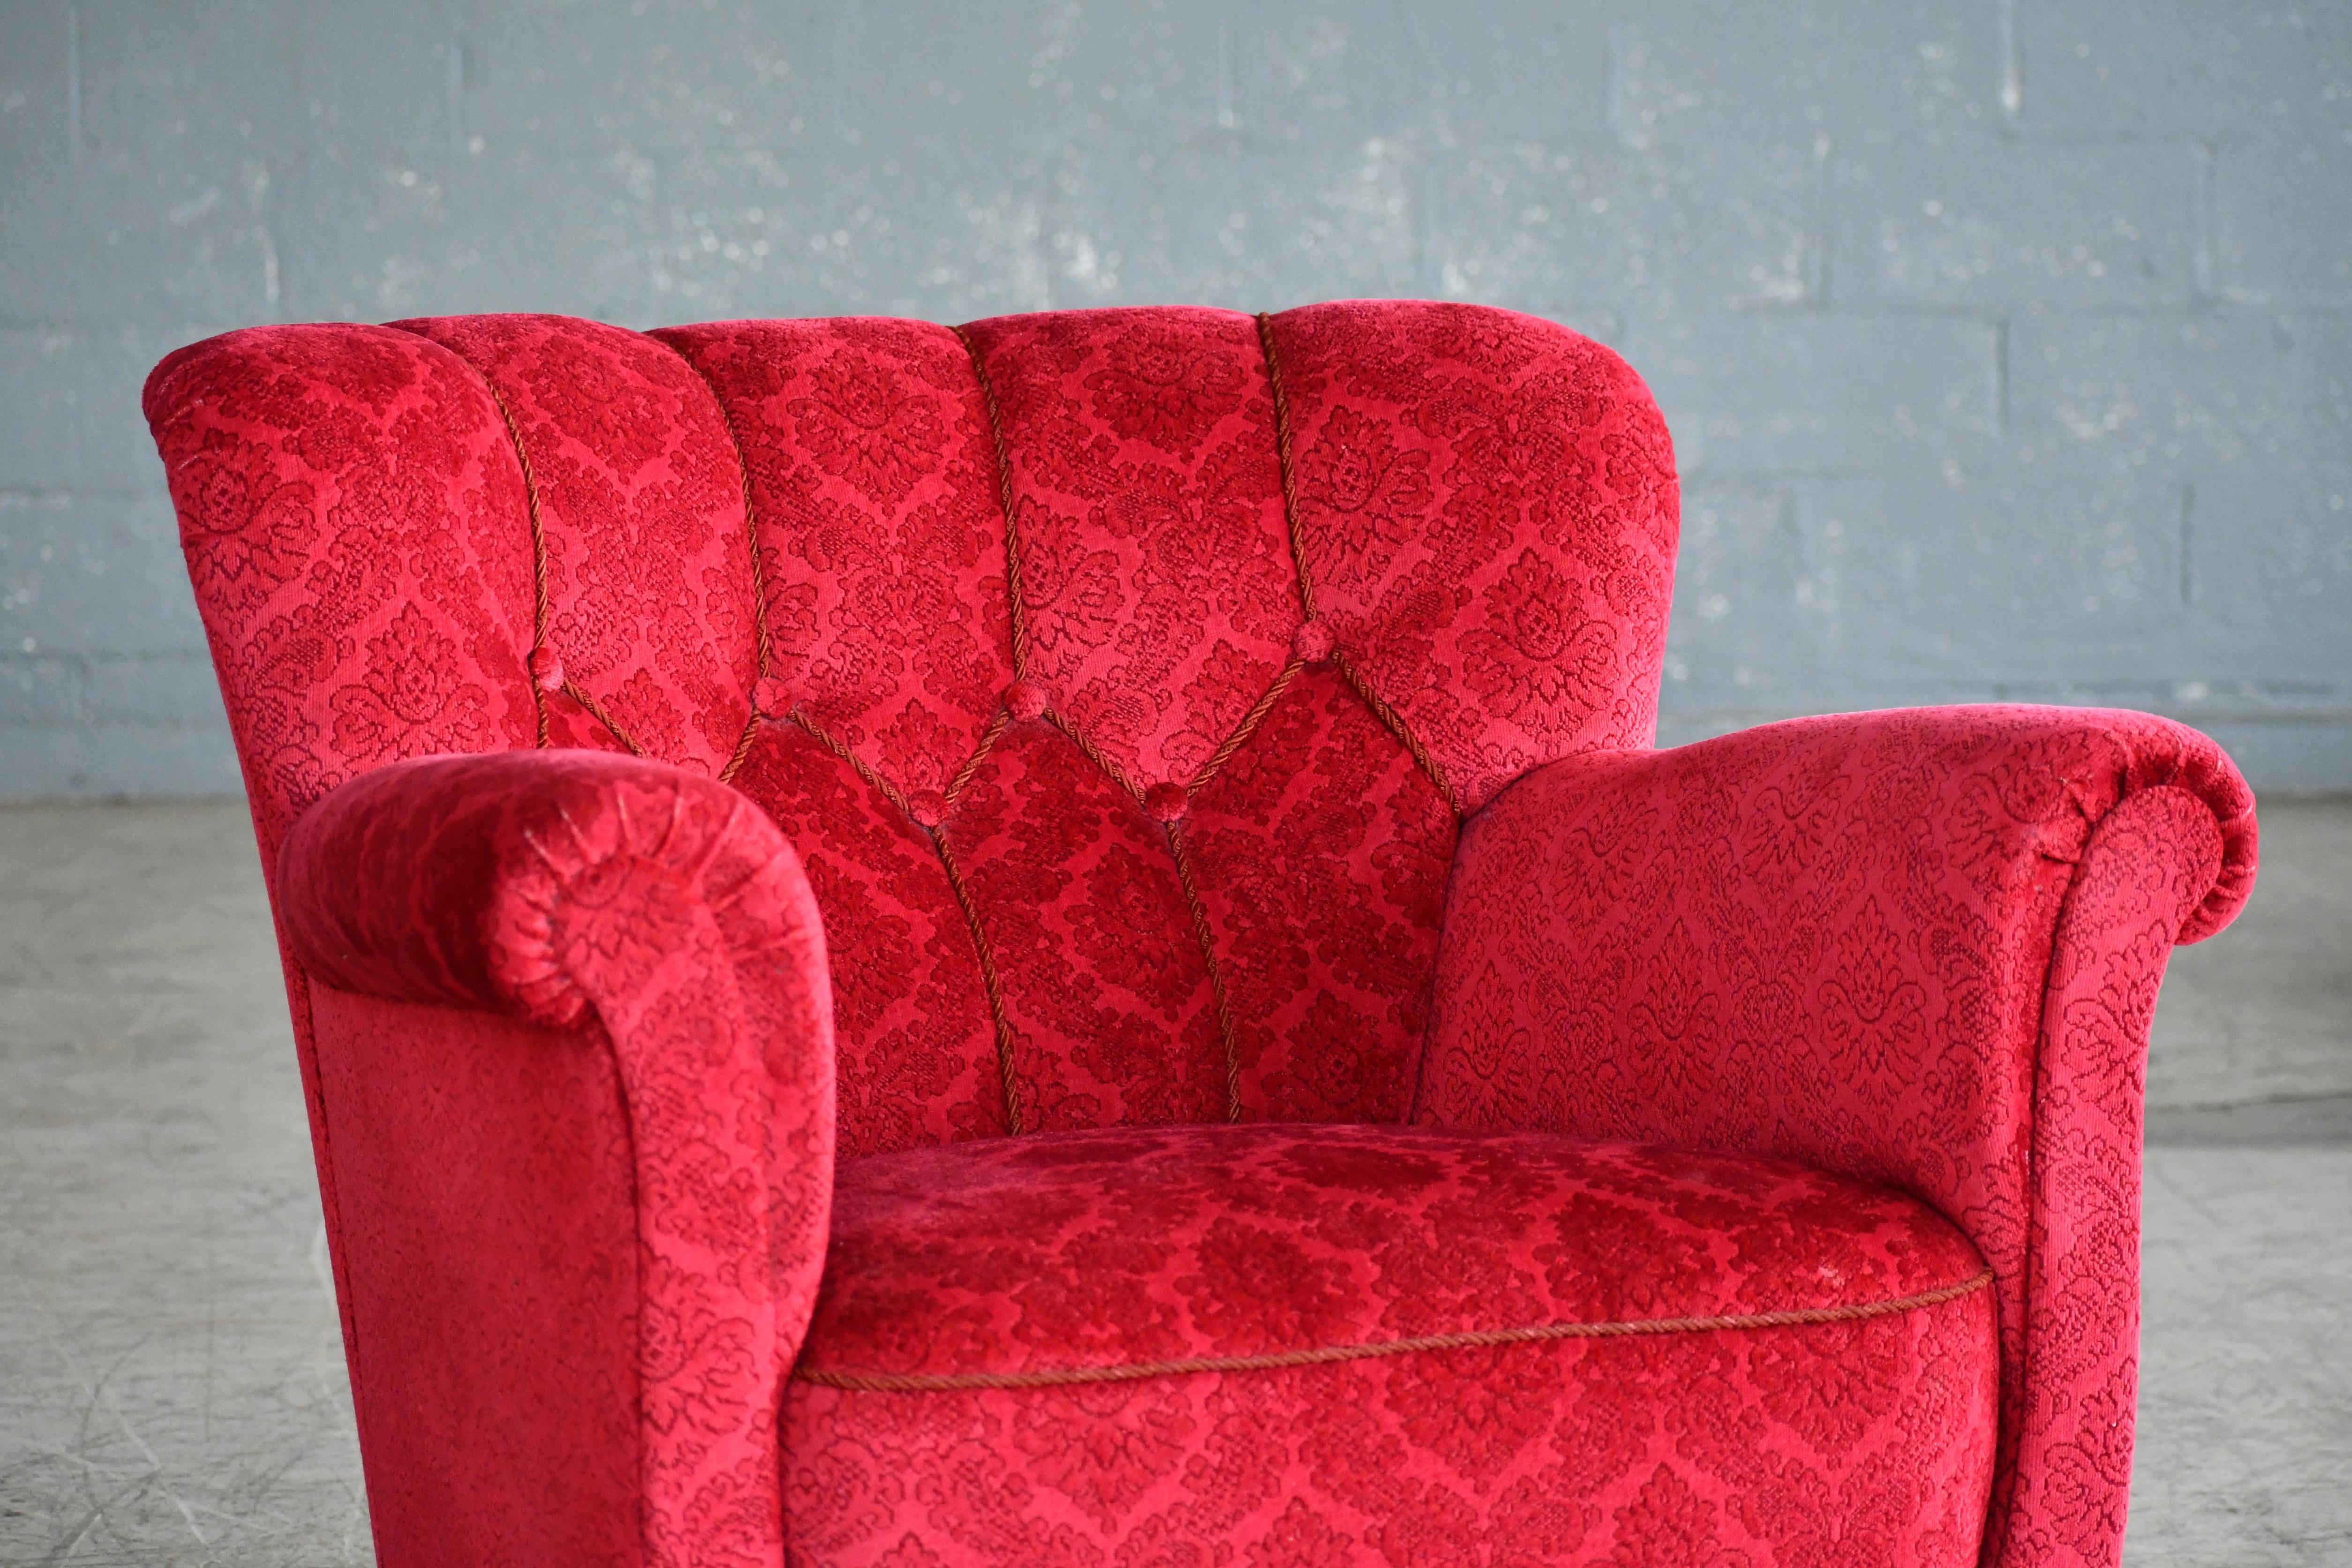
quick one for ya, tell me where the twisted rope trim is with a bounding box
[936,837,1027,1137]
[559,680,650,760]
[795,1266,1994,1393]
[1254,311,1316,622]
[412,328,655,761]
[1333,651,1463,818]
[655,335,776,786]
[1166,821,1242,1122]
[1190,656,1302,797]
[954,324,1033,677]
[787,705,1027,1135]
[449,358,556,748]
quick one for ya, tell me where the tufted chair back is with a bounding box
[146,302,1678,1157]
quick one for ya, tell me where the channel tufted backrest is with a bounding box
[145,301,1678,1158]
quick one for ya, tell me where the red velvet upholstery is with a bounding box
[143,300,2255,1568]
[786,1123,1999,1565]
[1419,705,2253,1565]
[280,750,836,1565]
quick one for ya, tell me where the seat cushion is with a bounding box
[783,1123,1998,1566]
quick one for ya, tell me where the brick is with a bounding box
[1432,137,1814,324]
[273,145,664,324]
[458,0,822,156]
[853,0,1214,156]
[1796,461,2189,688]
[1233,3,1428,154]
[1623,313,2000,474]
[0,162,279,327]
[4,0,2349,792]
[1657,485,1836,714]
[0,5,72,168]
[294,4,459,164]
[651,143,1078,324]
[1406,0,1612,147]
[2178,462,2352,673]
[0,11,89,325]
[2216,139,2352,307]
[0,656,82,725]
[457,0,1214,164]
[0,718,242,799]
[2,0,298,326]
[2189,720,2352,797]
[1020,137,1425,313]
[2015,0,2352,139]
[1834,139,2202,309]
[78,326,216,497]
[77,1,302,167]
[1609,0,1999,147]
[2012,312,2352,470]
[84,652,230,726]
[0,330,79,490]
[0,493,206,657]
[1233,0,1611,154]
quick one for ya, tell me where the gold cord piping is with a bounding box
[797,1267,1997,1392]
[954,324,1032,678]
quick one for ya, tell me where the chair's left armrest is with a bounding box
[281,748,835,1568]
[1421,703,2254,1566]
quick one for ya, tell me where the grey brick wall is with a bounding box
[3,0,2346,796]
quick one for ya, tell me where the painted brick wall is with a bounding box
[3,0,2346,795]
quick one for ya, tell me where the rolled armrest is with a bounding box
[282,749,836,1568]
[1420,703,2254,1566]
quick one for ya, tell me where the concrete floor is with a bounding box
[0,801,2346,1566]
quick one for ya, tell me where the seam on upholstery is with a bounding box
[1402,832,1466,1126]
[561,680,651,759]
[1166,821,1242,1122]
[1994,780,2171,1563]
[718,713,761,785]
[1255,313,1462,820]
[399,325,657,762]
[935,836,1028,1136]
[798,1266,1996,1392]
[1253,311,1317,622]
[654,334,776,689]
[790,704,1027,1134]
[1189,656,1302,798]
[288,965,366,1416]
[946,710,1010,807]
[508,781,732,1563]
[1334,650,1464,817]
[788,708,915,819]
[584,1008,654,1555]
[412,336,554,748]
[1048,709,1146,805]
[953,324,1032,678]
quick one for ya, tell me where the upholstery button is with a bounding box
[906,789,950,829]
[751,674,792,716]
[1144,782,1191,823]
[1292,617,1335,663]
[528,645,565,693]
[1002,678,1050,721]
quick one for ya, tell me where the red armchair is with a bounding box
[145,301,2254,1567]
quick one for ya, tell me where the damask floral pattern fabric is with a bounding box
[653,304,1663,1145]
[143,302,2256,1568]
[1263,301,1679,812]
[388,313,765,772]
[144,324,541,858]
[1422,705,2254,1565]
[278,750,837,1568]
[783,1123,1999,1565]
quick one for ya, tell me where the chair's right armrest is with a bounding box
[280,748,835,1568]
[1419,703,2255,1565]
